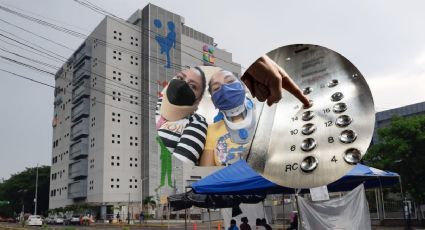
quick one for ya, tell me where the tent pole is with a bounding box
[208,208,211,230]
[167,202,170,229]
[399,176,410,230]
[185,187,188,230]
[398,176,404,198]
[378,177,385,222]
[295,191,303,230]
[282,194,285,227]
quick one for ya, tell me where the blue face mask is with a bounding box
[211,82,245,111]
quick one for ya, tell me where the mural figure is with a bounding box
[153,19,176,69]
[155,67,208,188]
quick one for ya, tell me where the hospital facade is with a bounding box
[49,3,241,215]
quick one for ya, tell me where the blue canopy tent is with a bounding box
[191,160,400,195]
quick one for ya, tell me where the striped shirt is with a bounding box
[156,96,208,165]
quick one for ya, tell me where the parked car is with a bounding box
[46,216,64,225]
[64,215,80,225]
[27,215,43,226]
[6,217,15,223]
[45,216,55,224]
[54,216,64,225]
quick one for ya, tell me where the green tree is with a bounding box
[364,115,425,202]
[0,166,50,217]
[142,196,156,212]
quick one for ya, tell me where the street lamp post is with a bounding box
[140,177,148,220]
[34,164,39,215]
[128,192,131,224]
[18,189,27,224]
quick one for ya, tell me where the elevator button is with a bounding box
[331,92,344,102]
[328,79,339,87]
[339,130,357,144]
[336,115,352,127]
[303,87,313,95]
[301,138,317,151]
[300,156,319,173]
[303,100,314,109]
[344,148,361,164]
[302,123,316,135]
[333,102,347,113]
[302,111,315,121]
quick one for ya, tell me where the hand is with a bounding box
[241,55,310,106]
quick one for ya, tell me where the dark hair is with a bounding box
[194,66,206,98]
[241,217,248,223]
[256,218,262,226]
[230,219,236,225]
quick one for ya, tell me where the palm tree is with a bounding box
[142,196,156,215]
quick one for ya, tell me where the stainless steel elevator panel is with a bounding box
[246,44,375,188]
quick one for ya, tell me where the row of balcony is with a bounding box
[69,137,88,160]
[68,178,87,199]
[71,98,90,122]
[72,80,90,103]
[73,42,91,65]
[67,43,91,200]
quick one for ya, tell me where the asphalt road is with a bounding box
[1,222,213,230]
[1,222,421,230]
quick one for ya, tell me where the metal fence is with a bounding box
[366,190,380,219]
[263,189,422,224]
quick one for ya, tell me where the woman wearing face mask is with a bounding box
[200,70,255,166]
[156,67,208,168]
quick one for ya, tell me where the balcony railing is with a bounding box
[70,118,89,141]
[68,159,88,179]
[69,137,88,160]
[68,178,87,199]
[71,98,90,122]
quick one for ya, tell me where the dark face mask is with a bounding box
[166,79,196,106]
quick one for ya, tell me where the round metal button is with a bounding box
[339,130,357,144]
[301,138,317,151]
[331,92,344,102]
[343,148,361,165]
[333,102,347,113]
[302,111,315,121]
[328,79,339,87]
[336,115,353,127]
[303,100,314,109]
[300,156,319,173]
[303,87,313,95]
[302,123,316,135]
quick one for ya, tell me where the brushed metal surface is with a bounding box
[246,44,375,188]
